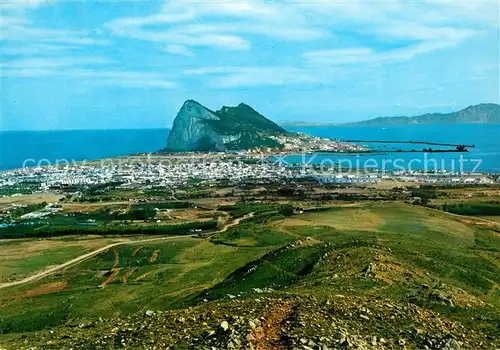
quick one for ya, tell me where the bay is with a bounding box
[284,124,500,173]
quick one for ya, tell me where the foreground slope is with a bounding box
[1,202,499,349]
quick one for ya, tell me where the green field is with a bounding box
[1,201,499,348]
[0,236,140,283]
[0,237,271,334]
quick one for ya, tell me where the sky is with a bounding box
[1,0,499,131]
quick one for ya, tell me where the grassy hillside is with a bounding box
[207,103,287,136]
[203,103,287,150]
[1,202,499,348]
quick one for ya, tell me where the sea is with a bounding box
[1,124,499,173]
[0,129,170,171]
[285,124,500,174]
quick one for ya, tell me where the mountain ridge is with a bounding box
[282,103,500,127]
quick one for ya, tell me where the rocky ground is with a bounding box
[6,290,498,349]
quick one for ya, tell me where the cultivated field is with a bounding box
[0,236,136,283]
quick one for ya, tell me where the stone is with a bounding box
[145,310,155,317]
[220,321,229,332]
[442,338,462,350]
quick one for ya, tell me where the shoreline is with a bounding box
[1,151,499,176]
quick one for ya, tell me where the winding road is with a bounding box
[0,212,254,290]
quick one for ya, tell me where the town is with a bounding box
[269,133,368,153]
[1,154,496,196]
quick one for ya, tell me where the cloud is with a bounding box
[2,57,115,69]
[103,0,496,91]
[1,1,174,90]
[294,0,498,29]
[2,0,497,93]
[173,23,326,41]
[1,43,83,55]
[105,0,327,51]
[1,0,107,47]
[104,0,494,65]
[106,15,251,50]
[303,22,478,66]
[422,1,499,27]
[183,66,323,88]
[0,1,158,90]
[0,0,53,9]
[85,71,177,89]
[2,66,177,88]
[164,45,193,56]
[2,20,108,46]
[1,56,176,88]
[375,24,478,42]
[303,39,472,66]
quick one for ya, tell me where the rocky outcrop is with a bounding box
[166,100,286,152]
[166,100,226,152]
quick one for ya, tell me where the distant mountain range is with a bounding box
[283,103,500,127]
[166,100,287,152]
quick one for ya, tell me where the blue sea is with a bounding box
[0,129,170,171]
[0,124,499,173]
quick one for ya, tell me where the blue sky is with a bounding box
[1,0,499,131]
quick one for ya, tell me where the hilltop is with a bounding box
[166,100,287,152]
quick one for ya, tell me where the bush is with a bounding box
[218,203,294,218]
[441,203,500,216]
[0,221,218,239]
[9,202,47,218]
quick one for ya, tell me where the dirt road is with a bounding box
[218,212,254,232]
[0,213,254,290]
